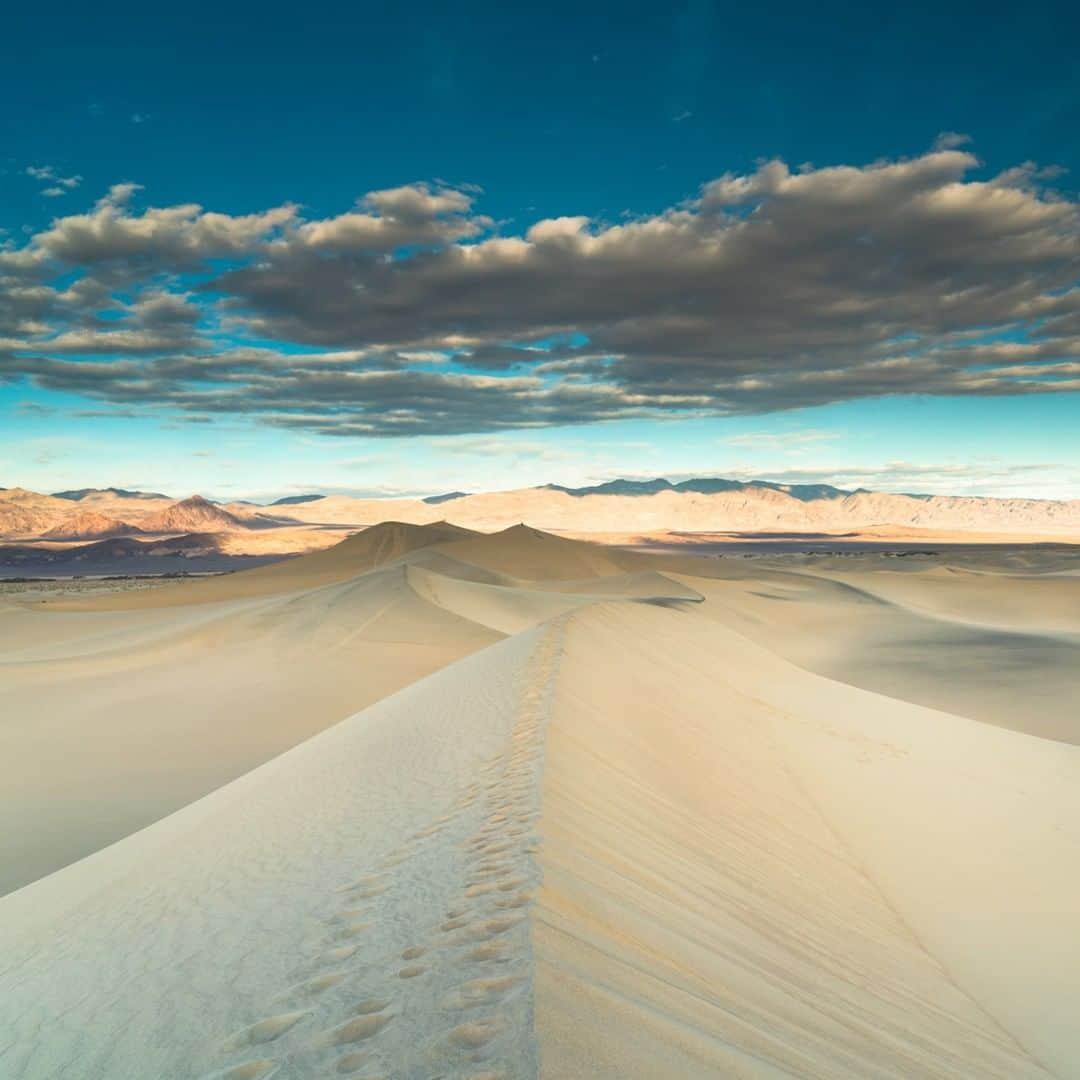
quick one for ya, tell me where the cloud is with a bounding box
[15,400,56,417]
[932,131,972,151]
[287,183,489,254]
[0,280,203,356]
[70,408,142,419]
[26,165,82,195]
[722,429,840,450]
[210,150,1080,410]
[0,152,1076,436]
[33,193,296,271]
[432,436,577,462]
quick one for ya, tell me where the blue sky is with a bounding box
[2,3,1078,500]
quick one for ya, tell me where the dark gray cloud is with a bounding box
[2,153,1078,435]
[1,351,661,435]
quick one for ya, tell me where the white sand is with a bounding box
[0,625,553,1079]
[1,525,1077,1078]
[534,602,1078,1077]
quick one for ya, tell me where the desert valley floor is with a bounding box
[1,523,1078,1079]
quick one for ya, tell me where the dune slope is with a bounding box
[534,602,1077,1078]
[0,525,500,894]
[0,526,1077,1078]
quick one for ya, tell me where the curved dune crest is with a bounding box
[0,525,1077,1077]
[438,523,637,581]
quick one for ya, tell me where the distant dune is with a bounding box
[0,523,1077,1077]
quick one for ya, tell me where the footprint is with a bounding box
[334,1052,371,1074]
[346,885,387,900]
[444,975,523,1009]
[315,945,360,966]
[203,1062,279,1080]
[471,860,511,875]
[329,1013,393,1045]
[399,965,427,978]
[334,907,370,921]
[335,921,373,940]
[464,916,522,941]
[351,998,392,1015]
[466,975,522,999]
[466,941,513,964]
[401,945,426,960]
[448,1017,504,1050]
[492,892,532,910]
[279,972,348,999]
[468,868,510,884]
[222,1011,309,1051]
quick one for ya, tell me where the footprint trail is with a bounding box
[200,619,565,1080]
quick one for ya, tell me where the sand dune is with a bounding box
[653,563,1080,744]
[535,603,1076,1078]
[438,524,639,580]
[0,526,502,893]
[795,563,1080,637]
[1,523,1077,1078]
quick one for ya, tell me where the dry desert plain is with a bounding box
[1,522,1078,1078]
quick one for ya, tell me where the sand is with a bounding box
[0,524,1077,1078]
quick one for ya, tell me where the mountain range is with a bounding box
[2,479,1078,555]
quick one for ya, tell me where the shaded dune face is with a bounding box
[666,563,1080,745]
[0,522,695,895]
[0,523,1077,1078]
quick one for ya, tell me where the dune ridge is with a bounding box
[0,522,1077,1078]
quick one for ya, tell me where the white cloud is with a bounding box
[26,165,81,195]
[932,131,973,151]
[722,429,840,450]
